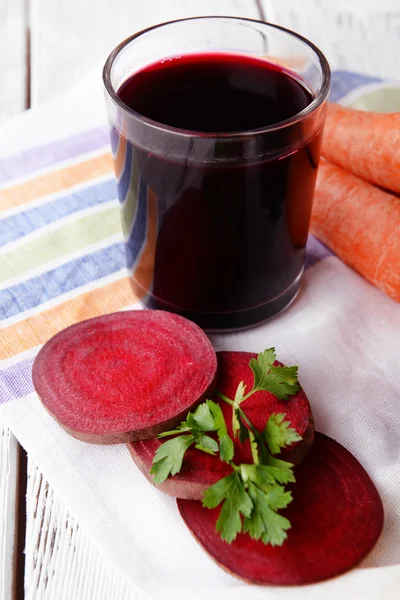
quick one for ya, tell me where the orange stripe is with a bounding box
[0,152,114,211]
[133,188,157,294]
[1,277,141,359]
[114,135,127,179]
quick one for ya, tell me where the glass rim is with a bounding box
[102,15,331,139]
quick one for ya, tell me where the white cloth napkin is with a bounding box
[2,258,400,599]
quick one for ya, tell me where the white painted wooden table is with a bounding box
[1,0,399,597]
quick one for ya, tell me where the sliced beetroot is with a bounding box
[32,310,217,444]
[129,351,314,499]
[177,433,384,586]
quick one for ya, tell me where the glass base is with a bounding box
[145,270,303,333]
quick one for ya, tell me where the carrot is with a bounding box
[311,160,400,301]
[322,104,400,194]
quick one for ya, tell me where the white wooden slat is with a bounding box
[25,459,141,600]
[0,422,19,600]
[30,0,260,107]
[0,0,27,121]
[262,0,400,79]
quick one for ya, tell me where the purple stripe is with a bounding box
[0,126,110,185]
[0,357,35,404]
[305,235,333,269]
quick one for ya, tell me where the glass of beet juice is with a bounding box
[103,17,330,331]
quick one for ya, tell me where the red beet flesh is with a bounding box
[32,311,217,443]
[178,433,384,586]
[129,351,314,498]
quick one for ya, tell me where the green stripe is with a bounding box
[349,87,400,112]
[0,205,122,283]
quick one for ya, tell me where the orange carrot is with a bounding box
[311,160,400,301]
[322,104,400,194]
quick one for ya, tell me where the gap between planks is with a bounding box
[0,423,20,599]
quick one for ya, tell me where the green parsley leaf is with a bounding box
[231,381,246,438]
[153,399,237,484]
[150,435,195,484]
[207,400,234,462]
[249,348,276,390]
[194,433,219,455]
[239,461,295,490]
[264,413,302,455]
[265,484,293,511]
[248,430,260,465]
[249,349,300,400]
[203,472,253,543]
[234,381,246,405]
[240,463,277,488]
[262,365,301,400]
[260,461,296,485]
[159,402,216,439]
[219,434,234,463]
[243,482,291,546]
[232,407,241,439]
[192,402,216,431]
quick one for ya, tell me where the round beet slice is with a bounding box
[32,310,217,444]
[129,351,314,499]
[177,433,384,586]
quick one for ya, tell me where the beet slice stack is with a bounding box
[178,433,384,585]
[129,351,315,499]
[32,311,217,443]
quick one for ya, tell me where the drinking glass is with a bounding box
[103,17,331,331]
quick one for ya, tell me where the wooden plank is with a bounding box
[0,423,19,600]
[0,0,27,121]
[24,460,146,600]
[30,0,260,107]
[262,0,400,78]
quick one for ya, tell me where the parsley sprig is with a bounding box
[150,348,302,547]
[203,411,299,545]
[151,400,234,484]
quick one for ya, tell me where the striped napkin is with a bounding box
[1,68,400,600]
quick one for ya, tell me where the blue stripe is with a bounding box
[117,142,133,203]
[110,127,120,155]
[0,178,117,246]
[125,178,148,269]
[1,243,126,319]
[330,71,383,102]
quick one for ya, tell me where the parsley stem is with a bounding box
[218,389,259,406]
[237,407,254,431]
[217,392,257,433]
[240,389,257,403]
[217,392,234,406]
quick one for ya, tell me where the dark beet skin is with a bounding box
[129,351,314,498]
[32,311,217,444]
[178,433,384,586]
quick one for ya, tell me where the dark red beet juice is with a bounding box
[114,53,322,330]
